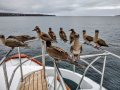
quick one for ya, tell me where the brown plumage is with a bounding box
[83,30,93,43]
[32,26,52,41]
[48,28,57,42]
[0,35,28,49]
[46,41,72,61]
[7,35,36,43]
[59,28,68,43]
[70,34,82,61]
[94,30,108,47]
[69,29,76,44]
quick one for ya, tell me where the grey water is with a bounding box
[0,16,120,90]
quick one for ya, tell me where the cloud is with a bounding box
[0,0,120,16]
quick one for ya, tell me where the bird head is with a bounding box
[49,28,52,32]
[83,30,86,34]
[46,41,52,47]
[7,35,15,39]
[0,35,5,44]
[60,27,63,31]
[32,26,41,33]
[95,30,99,33]
[0,35,5,39]
[69,29,74,32]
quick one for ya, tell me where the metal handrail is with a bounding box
[1,44,120,90]
[0,48,14,65]
[80,58,102,75]
[18,47,23,82]
[76,56,101,90]
[100,56,107,90]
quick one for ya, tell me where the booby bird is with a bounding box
[0,35,28,49]
[59,28,68,43]
[69,29,76,44]
[70,34,82,61]
[94,30,108,48]
[32,26,52,41]
[83,30,93,43]
[48,28,57,42]
[46,41,72,61]
[7,35,36,43]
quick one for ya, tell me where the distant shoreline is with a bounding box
[0,12,56,16]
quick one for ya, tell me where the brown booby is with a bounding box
[94,30,108,48]
[46,41,72,61]
[7,35,36,43]
[0,35,28,49]
[69,29,76,44]
[70,34,82,61]
[83,30,93,43]
[48,28,57,43]
[32,26,52,41]
[59,28,68,43]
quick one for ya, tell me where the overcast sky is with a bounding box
[0,0,120,16]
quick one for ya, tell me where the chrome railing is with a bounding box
[1,40,120,90]
[75,50,120,90]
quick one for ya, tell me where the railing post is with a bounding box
[2,62,9,90]
[18,47,23,82]
[53,60,57,90]
[54,60,67,90]
[100,56,107,90]
[42,41,46,79]
[73,65,75,72]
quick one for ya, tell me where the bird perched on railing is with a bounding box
[93,30,108,48]
[70,34,82,61]
[59,28,68,43]
[82,30,93,44]
[46,40,72,61]
[0,35,28,49]
[32,26,53,41]
[69,29,77,44]
[48,28,57,43]
[7,35,36,43]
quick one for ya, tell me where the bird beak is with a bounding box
[69,30,71,31]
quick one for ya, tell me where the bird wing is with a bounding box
[41,33,52,41]
[52,46,66,53]
[86,36,93,41]
[97,39,108,46]
[46,46,68,60]
[59,31,67,41]
[49,32,56,38]
[5,39,27,47]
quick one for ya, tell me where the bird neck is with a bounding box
[74,38,80,46]
[36,30,41,38]
[83,33,87,39]
[72,31,75,33]
[0,38,6,45]
[94,33,99,42]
